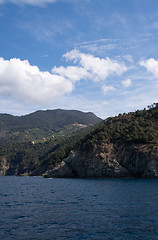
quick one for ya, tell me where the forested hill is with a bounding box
[45,103,158,178]
[1,104,158,178]
[0,109,102,130]
[79,103,158,147]
[0,109,102,143]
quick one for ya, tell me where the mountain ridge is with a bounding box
[1,104,158,178]
[0,109,102,143]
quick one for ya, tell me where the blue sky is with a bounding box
[0,0,158,118]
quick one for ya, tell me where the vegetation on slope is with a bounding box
[80,103,158,151]
[1,103,158,176]
[0,109,102,144]
[39,103,158,173]
[0,121,94,175]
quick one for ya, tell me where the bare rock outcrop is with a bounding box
[45,143,158,178]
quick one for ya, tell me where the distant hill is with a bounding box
[0,109,102,143]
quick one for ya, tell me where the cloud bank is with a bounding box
[0,57,73,105]
[0,51,128,108]
[0,54,157,118]
[55,49,127,82]
[52,66,91,82]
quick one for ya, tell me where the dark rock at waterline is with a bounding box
[45,144,158,178]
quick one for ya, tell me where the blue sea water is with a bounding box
[0,177,158,240]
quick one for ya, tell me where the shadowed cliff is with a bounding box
[45,103,158,178]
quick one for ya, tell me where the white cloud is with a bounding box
[52,66,91,82]
[64,49,127,82]
[0,52,128,113]
[0,57,73,105]
[52,50,128,86]
[102,85,115,94]
[121,78,132,87]
[140,58,158,79]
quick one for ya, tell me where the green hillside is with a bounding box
[80,103,158,149]
[0,109,102,144]
[43,103,158,178]
[0,109,101,176]
[1,104,158,178]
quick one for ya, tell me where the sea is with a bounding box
[0,176,158,240]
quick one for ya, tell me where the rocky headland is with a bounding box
[44,143,158,178]
[1,104,158,178]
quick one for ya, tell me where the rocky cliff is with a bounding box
[1,104,158,178]
[44,104,158,178]
[44,143,158,178]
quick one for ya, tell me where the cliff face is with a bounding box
[45,143,158,178]
[0,157,10,175]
